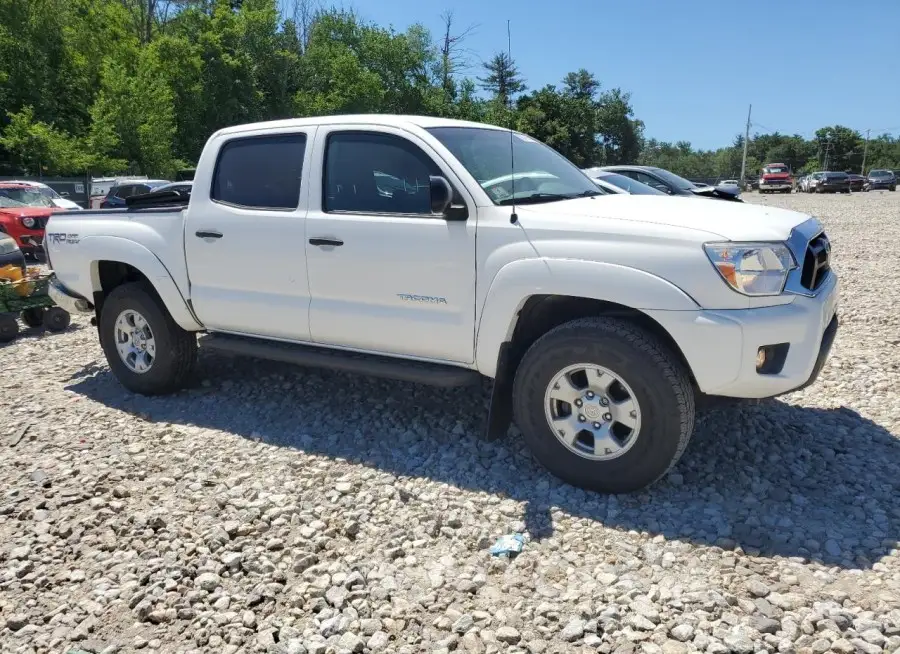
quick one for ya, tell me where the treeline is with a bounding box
[2,0,898,179]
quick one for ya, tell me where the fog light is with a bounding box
[756,348,767,370]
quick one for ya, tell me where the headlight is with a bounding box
[704,242,797,296]
[21,216,36,228]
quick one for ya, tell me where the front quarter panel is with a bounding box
[474,257,700,377]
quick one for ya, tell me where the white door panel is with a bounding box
[185,128,314,339]
[305,126,478,363]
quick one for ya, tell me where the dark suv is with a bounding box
[100,180,170,208]
[865,170,896,192]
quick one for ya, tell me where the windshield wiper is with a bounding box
[497,190,601,206]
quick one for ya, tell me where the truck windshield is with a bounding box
[764,166,789,174]
[427,127,602,205]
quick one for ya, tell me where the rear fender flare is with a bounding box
[81,236,203,331]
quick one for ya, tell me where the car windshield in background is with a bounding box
[593,172,666,195]
[825,173,848,180]
[427,127,601,205]
[647,167,696,191]
[764,166,789,174]
[0,188,54,207]
[870,170,892,178]
[35,186,63,200]
[0,196,27,209]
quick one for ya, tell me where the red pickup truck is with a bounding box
[0,183,62,259]
[758,163,793,194]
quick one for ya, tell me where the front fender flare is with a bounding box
[81,236,203,331]
[475,258,699,377]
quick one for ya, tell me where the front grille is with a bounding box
[801,233,831,291]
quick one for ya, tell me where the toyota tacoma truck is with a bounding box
[44,115,839,493]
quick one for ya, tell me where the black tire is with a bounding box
[21,308,45,328]
[512,317,695,493]
[0,314,19,343]
[43,306,71,332]
[99,282,197,395]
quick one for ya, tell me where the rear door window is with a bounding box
[212,133,307,210]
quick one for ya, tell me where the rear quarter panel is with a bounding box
[45,208,202,330]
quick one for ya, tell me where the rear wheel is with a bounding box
[99,282,197,395]
[0,314,19,343]
[512,317,695,493]
[21,308,45,328]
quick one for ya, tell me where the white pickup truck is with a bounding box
[44,115,839,493]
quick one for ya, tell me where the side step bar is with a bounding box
[198,333,482,388]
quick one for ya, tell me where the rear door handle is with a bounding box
[195,230,223,239]
[309,237,343,247]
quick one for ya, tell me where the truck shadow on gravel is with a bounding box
[66,352,900,571]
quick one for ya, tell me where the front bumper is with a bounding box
[647,272,839,399]
[866,182,895,189]
[759,181,792,191]
[47,275,94,314]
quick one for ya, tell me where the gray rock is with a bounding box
[670,625,694,642]
[496,627,521,644]
[830,639,855,654]
[337,632,364,653]
[661,641,687,654]
[196,572,222,592]
[452,614,475,634]
[561,617,585,641]
[849,639,883,654]
[749,617,780,634]
[367,632,389,652]
[746,579,771,598]
[6,614,28,631]
[723,626,756,654]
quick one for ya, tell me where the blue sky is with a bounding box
[337,0,900,150]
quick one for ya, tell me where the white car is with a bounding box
[44,115,839,493]
[7,180,83,210]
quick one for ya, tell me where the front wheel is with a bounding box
[43,306,71,332]
[0,314,19,343]
[512,317,695,493]
[99,282,197,395]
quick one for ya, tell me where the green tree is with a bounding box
[478,52,526,108]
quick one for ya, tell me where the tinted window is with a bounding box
[324,132,439,214]
[212,133,306,209]
[633,171,671,192]
[593,172,665,195]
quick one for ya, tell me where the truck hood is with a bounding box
[516,195,811,241]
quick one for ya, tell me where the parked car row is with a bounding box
[795,169,896,193]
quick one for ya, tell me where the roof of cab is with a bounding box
[213,114,509,138]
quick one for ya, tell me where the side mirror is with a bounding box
[429,175,452,214]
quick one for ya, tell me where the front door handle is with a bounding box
[195,230,223,239]
[309,237,344,247]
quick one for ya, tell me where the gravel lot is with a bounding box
[2,191,899,654]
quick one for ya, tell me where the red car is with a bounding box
[758,163,793,194]
[0,183,63,259]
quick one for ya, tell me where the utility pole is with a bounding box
[823,139,831,171]
[739,104,751,187]
[861,129,870,175]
